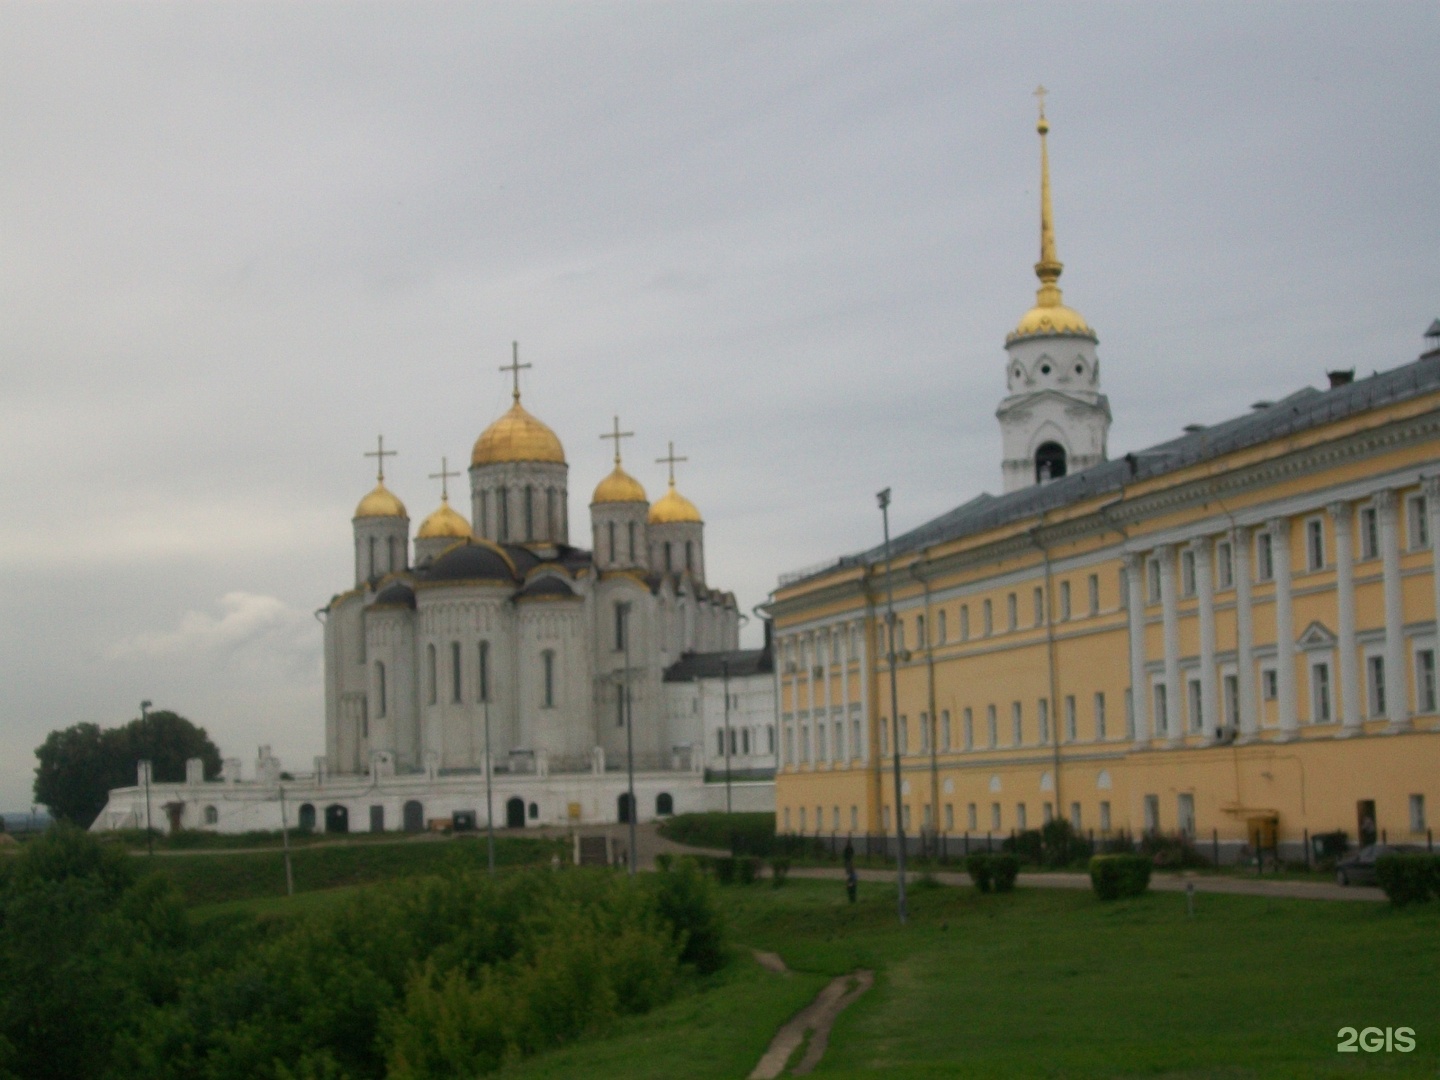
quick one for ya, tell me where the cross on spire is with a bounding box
[364,434,397,483]
[499,340,532,403]
[428,456,460,501]
[656,441,688,486]
[1034,84,1048,121]
[599,415,635,466]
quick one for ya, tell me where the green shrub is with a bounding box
[654,853,673,872]
[1089,854,1153,900]
[769,859,790,887]
[1002,829,1044,864]
[646,861,725,974]
[966,853,995,893]
[736,857,760,886]
[712,857,737,885]
[990,854,1020,892]
[1375,853,1438,906]
[1138,832,1209,869]
[655,813,776,856]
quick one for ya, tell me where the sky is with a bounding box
[2,2,1437,810]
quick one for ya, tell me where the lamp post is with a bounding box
[722,659,733,816]
[877,490,907,925]
[621,602,637,875]
[140,700,154,856]
[483,692,496,875]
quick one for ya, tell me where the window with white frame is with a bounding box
[1360,506,1379,560]
[1255,532,1274,581]
[1094,692,1106,740]
[815,721,826,760]
[1153,683,1169,736]
[1147,558,1162,603]
[915,614,926,649]
[1088,573,1100,615]
[990,802,1002,831]
[1181,549,1196,596]
[896,715,906,756]
[919,711,929,754]
[1065,695,1077,741]
[1060,581,1071,621]
[963,707,974,750]
[1143,794,1160,833]
[802,723,812,762]
[1125,688,1135,738]
[938,609,947,645]
[1305,517,1325,571]
[1407,494,1429,550]
[1411,794,1427,833]
[1216,540,1233,589]
[944,804,954,830]
[1223,673,1239,728]
[1177,793,1196,837]
[1042,802,1054,824]
[987,704,998,746]
[1416,648,1437,713]
[1310,660,1332,722]
[1367,654,1387,717]
[851,718,860,760]
[1187,677,1203,733]
[541,650,555,708]
[1261,667,1278,701]
[1070,801,1082,831]
[1011,701,1023,745]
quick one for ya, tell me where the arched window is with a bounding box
[368,536,377,579]
[203,805,218,825]
[627,521,636,561]
[375,661,387,718]
[656,792,674,816]
[325,804,349,834]
[402,800,424,832]
[451,641,462,702]
[497,486,509,540]
[477,641,490,702]
[1035,442,1067,483]
[542,650,555,708]
[426,644,437,705]
[387,535,397,572]
[664,543,673,572]
[298,803,316,831]
[608,521,616,562]
[524,485,534,538]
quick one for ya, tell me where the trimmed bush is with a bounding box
[966,853,995,892]
[990,854,1020,892]
[1089,854,1153,900]
[712,857,737,885]
[1375,853,1438,906]
[1138,832,1210,869]
[736,857,760,886]
[769,858,790,887]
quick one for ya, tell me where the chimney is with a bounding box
[1327,369,1355,389]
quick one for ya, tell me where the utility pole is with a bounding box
[877,490,907,925]
[621,602,638,875]
[483,693,496,875]
[722,659,733,816]
[279,784,294,896]
[141,700,154,856]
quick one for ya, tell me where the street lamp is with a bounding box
[877,490,907,925]
[722,658,732,816]
[140,699,154,856]
[620,602,638,875]
[483,686,496,875]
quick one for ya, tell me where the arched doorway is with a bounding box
[617,792,635,824]
[1035,442,1067,483]
[298,803,316,831]
[506,797,525,829]
[655,792,674,816]
[403,800,424,833]
[324,804,349,834]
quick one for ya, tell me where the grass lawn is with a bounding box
[512,876,1437,1079]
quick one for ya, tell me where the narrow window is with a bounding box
[717,729,725,757]
[878,721,887,758]
[945,804,954,830]
[1306,518,1325,571]
[627,521,636,560]
[1065,695,1077,741]
[478,642,490,702]
[664,542,673,572]
[1410,794,1427,833]
[375,661,387,718]
[1007,592,1018,631]
[607,521,616,563]
[1143,794,1160,833]
[1011,701,1023,746]
[541,651,555,708]
[614,604,627,651]
[387,535,397,573]
[1181,550,1196,596]
[1147,559,1162,603]
[1177,793,1195,837]
[1016,803,1028,830]
[524,485,534,538]
[1261,668,1278,701]
[897,715,908,756]
[1368,655,1387,716]
[967,803,978,830]
[850,718,859,760]
[1408,495,1429,549]
[961,604,971,640]
[1087,573,1099,615]
[451,641,462,702]
[1153,683,1168,736]
[816,722,827,759]
[919,711,929,753]
[1094,692,1106,740]
[368,536,377,579]
[1060,581,1071,621]
[1223,674,1239,728]
[1033,587,1044,625]
[1217,541,1233,588]
[685,540,693,571]
[546,488,557,538]
[963,707,974,750]
[480,490,489,536]
[616,683,626,728]
[1187,678,1203,733]
[938,609,947,644]
[1099,800,1112,833]
[916,614,925,649]
[426,644,437,705]
[987,704,998,747]
[990,802,1002,831]
[1312,662,1332,722]
[1070,801,1083,831]
[941,709,951,750]
[498,486,509,541]
[1256,532,1274,581]
[1417,649,1437,712]
[1360,507,1379,560]
[769,726,777,754]
[1038,698,1050,744]
[982,600,993,636]
[1125,688,1135,738]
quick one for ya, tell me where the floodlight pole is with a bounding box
[877,490,907,925]
[141,700,154,856]
[621,602,638,875]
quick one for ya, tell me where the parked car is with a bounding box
[1335,844,1426,886]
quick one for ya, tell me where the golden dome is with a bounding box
[648,482,702,524]
[354,481,407,520]
[592,465,647,505]
[471,400,566,467]
[1009,301,1095,342]
[416,496,473,539]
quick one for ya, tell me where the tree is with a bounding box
[33,711,223,828]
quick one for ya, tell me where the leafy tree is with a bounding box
[33,710,223,827]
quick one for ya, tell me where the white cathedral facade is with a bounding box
[92,362,776,836]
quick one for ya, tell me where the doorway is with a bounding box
[369,805,384,833]
[402,800,424,832]
[1356,799,1377,846]
[324,804,349,834]
[506,797,525,829]
[617,792,635,824]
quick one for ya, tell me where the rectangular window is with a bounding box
[1153,683,1168,736]
[1223,673,1239,728]
[1007,593,1018,631]
[987,705,998,747]
[1368,655,1387,716]
[879,720,887,758]
[717,729,726,757]
[1417,649,1437,712]
[427,644,437,705]
[967,803,978,830]
[1065,695,1077,741]
[919,712,930,754]
[1256,532,1274,581]
[944,803,954,830]
[1177,793,1196,837]
[614,604,628,651]
[1016,802,1028,830]
[1312,662,1332,722]
[1088,573,1099,615]
[982,600,993,636]
[1181,550,1196,596]
[960,604,970,641]
[1125,688,1135,739]
[451,642,462,702]
[477,642,490,702]
[1410,794,1427,833]
[1038,697,1050,744]
[916,614,926,649]
[1408,495,1430,549]
[851,718,860,760]
[1216,540,1233,588]
[1070,801,1082,831]
[1059,581,1071,621]
[851,805,859,832]
[938,609,947,645]
[542,651,555,708]
[816,722,827,760]
[1306,518,1325,571]
[963,707,974,750]
[1187,678,1203,733]
[1261,668,1278,701]
[1360,506,1379,560]
[1011,702,1023,746]
[1094,692,1106,740]
[941,709,951,750]
[1143,794,1160,834]
[1147,558,1162,604]
[898,715,908,756]
[1043,802,1054,824]
[1033,586,1045,625]
[1099,800,1112,833]
[830,720,839,761]
[990,802,1001,831]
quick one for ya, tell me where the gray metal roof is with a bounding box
[782,348,1440,587]
[663,648,774,682]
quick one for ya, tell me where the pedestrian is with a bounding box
[843,839,855,871]
[845,865,858,904]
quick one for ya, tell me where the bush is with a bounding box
[736,857,760,886]
[1138,832,1210,869]
[654,853,673,872]
[655,813,777,856]
[1002,829,1044,864]
[646,861,725,974]
[1089,854,1153,900]
[769,859,790,887]
[1375,854,1439,906]
[990,854,1020,892]
[712,857,737,885]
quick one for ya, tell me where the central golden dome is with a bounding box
[355,481,407,520]
[471,400,566,467]
[648,482,702,524]
[416,496,473,539]
[592,465,647,505]
[1009,301,1094,342]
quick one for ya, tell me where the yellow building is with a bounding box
[766,105,1440,861]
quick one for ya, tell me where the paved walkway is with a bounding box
[788,865,1384,902]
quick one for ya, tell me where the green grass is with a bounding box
[137,834,566,906]
[506,877,1438,1079]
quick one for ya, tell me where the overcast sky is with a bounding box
[2,3,1436,809]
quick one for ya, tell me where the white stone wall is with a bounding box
[997,333,1111,493]
[590,501,649,572]
[353,516,409,585]
[469,460,569,545]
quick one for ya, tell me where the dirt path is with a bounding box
[747,951,873,1079]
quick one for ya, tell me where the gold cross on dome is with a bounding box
[656,441,688,485]
[499,340,532,402]
[1034,84,1048,120]
[428,456,460,501]
[363,434,397,482]
[599,415,635,466]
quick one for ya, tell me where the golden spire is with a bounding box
[1033,85,1063,307]
[600,415,634,468]
[500,340,531,404]
[593,416,647,504]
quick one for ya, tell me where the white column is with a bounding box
[1158,546,1182,744]
[776,634,790,772]
[1377,490,1410,730]
[1126,553,1151,746]
[803,631,815,766]
[821,628,833,764]
[1234,526,1258,742]
[840,623,852,767]
[1269,518,1298,739]
[1427,477,1440,644]
[1329,502,1361,734]
[1192,537,1218,740]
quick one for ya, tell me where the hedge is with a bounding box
[1375,853,1439,906]
[967,853,1020,893]
[1089,854,1153,900]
